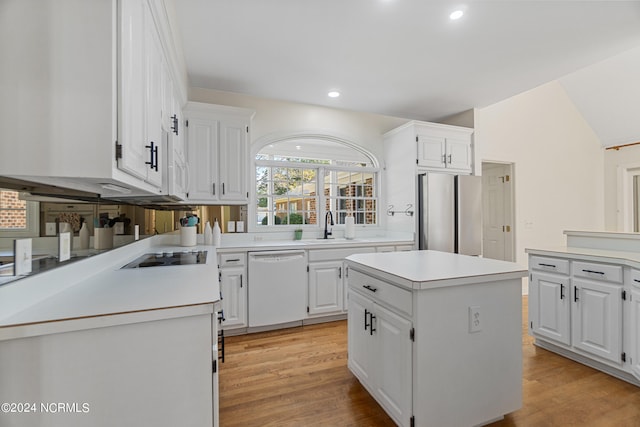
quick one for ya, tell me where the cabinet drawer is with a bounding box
[308,247,374,262]
[348,269,412,317]
[529,256,569,275]
[631,269,640,288]
[218,252,246,267]
[572,261,622,283]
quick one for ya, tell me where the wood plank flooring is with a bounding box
[219,297,640,426]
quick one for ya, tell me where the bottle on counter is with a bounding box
[79,222,90,249]
[204,221,213,245]
[213,219,222,247]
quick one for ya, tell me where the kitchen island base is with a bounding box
[346,250,526,427]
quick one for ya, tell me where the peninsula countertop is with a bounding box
[0,236,220,337]
[346,250,527,290]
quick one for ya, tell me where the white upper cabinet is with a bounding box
[415,126,472,173]
[0,0,188,199]
[184,102,254,204]
[118,0,164,188]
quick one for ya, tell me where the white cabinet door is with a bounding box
[186,117,220,201]
[220,266,247,329]
[631,285,640,379]
[374,303,413,426]
[416,135,445,169]
[347,289,374,384]
[445,137,472,171]
[308,261,343,315]
[143,3,163,187]
[416,134,471,172]
[572,279,623,364]
[529,272,571,345]
[219,118,249,202]
[118,0,148,182]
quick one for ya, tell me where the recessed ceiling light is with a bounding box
[449,10,464,20]
[295,145,302,150]
[328,91,340,98]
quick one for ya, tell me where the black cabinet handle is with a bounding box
[338,267,342,279]
[574,286,579,302]
[171,114,179,135]
[634,279,640,283]
[145,141,158,171]
[240,274,243,288]
[539,263,556,268]
[582,269,604,275]
[212,183,216,195]
[369,313,376,336]
[222,182,225,195]
[560,284,565,300]
[363,284,378,293]
[364,309,370,331]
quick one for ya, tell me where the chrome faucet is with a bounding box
[324,211,334,239]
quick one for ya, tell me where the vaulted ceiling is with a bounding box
[172,0,640,147]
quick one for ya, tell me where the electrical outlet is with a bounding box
[469,306,482,333]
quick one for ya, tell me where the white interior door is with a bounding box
[482,162,515,262]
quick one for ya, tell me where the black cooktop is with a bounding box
[122,250,208,269]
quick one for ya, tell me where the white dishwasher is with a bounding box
[248,250,308,327]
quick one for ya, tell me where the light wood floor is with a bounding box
[219,297,640,426]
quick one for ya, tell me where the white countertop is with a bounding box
[526,245,640,268]
[346,250,527,290]
[0,236,219,337]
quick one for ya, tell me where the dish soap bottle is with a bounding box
[79,222,90,249]
[204,221,213,245]
[213,219,222,247]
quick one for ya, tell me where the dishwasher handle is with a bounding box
[249,251,306,262]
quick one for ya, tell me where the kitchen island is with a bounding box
[345,250,527,427]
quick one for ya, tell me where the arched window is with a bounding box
[254,135,379,228]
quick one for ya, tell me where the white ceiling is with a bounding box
[173,1,640,142]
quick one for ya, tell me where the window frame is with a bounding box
[251,133,380,232]
[0,190,39,238]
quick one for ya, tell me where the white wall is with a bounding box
[475,81,605,265]
[604,144,640,231]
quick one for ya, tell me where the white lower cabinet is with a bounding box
[0,309,218,427]
[308,261,344,315]
[529,271,571,346]
[572,278,622,363]
[218,253,247,330]
[529,254,635,383]
[307,247,375,318]
[347,289,412,426]
[630,270,640,380]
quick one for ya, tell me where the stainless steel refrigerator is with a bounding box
[417,172,482,255]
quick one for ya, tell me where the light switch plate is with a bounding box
[58,232,71,262]
[45,222,57,236]
[134,225,140,240]
[13,238,33,276]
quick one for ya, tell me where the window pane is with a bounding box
[0,190,27,229]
